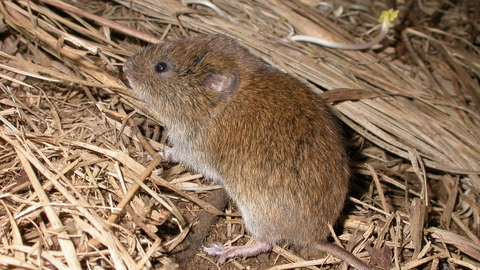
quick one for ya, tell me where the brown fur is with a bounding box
[124,34,369,269]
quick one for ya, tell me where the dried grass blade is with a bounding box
[8,138,82,269]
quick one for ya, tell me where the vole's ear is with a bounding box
[202,72,239,94]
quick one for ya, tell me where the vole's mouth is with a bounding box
[125,77,144,94]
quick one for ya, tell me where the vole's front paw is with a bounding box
[157,147,175,163]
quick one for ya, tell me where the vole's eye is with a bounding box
[154,61,169,73]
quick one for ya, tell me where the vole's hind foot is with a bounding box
[203,240,272,264]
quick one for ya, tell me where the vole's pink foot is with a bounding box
[203,240,272,264]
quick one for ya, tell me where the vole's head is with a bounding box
[123,34,265,125]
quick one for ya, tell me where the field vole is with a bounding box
[123,34,371,270]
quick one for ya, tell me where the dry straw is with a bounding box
[0,0,479,269]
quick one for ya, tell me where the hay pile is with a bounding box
[0,0,479,269]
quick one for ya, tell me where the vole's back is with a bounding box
[199,69,350,246]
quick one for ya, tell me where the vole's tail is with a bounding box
[314,241,372,270]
